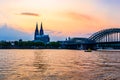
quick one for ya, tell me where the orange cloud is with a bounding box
[62,12,99,22]
[20,12,40,17]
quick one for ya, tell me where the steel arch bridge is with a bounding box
[60,28,120,49]
[89,28,120,43]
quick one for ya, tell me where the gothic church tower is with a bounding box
[34,22,39,40]
[40,22,44,35]
[34,22,50,43]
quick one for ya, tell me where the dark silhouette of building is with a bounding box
[34,22,39,40]
[40,23,44,35]
[34,22,50,43]
[59,28,120,50]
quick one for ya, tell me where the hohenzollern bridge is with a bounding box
[60,28,120,50]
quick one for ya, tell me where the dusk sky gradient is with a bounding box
[0,0,120,41]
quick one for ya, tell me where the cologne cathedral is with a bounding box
[34,22,50,43]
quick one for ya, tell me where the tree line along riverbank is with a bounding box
[0,41,61,49]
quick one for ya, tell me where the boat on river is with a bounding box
[84,49,92,52]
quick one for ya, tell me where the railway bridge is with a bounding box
[61,28,120,49]
[89,28,120,49]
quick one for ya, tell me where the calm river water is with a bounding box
[0,49,120,80]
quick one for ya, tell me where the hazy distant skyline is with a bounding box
[0,0,120,41]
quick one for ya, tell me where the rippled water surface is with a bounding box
[0,49,120,80]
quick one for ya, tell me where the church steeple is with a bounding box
[34,22,50,42]
[34,22,39,40]
[40,22,44,35]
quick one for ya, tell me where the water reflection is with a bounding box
[0,50,119,80]
[33,51,48,73]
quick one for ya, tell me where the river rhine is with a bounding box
[0,49,120,80]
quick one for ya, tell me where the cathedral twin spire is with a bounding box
[34,22,44,40]
[40,22,44,35]
[35,22,44,36]
[35,22,39,36]
[34,22,50,43]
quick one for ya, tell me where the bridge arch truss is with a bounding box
[89,28,120,43]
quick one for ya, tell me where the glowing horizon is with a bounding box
[0,0,120,41]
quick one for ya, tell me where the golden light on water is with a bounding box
[0,50,120,80]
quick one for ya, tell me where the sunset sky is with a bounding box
[0,0,120,41]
